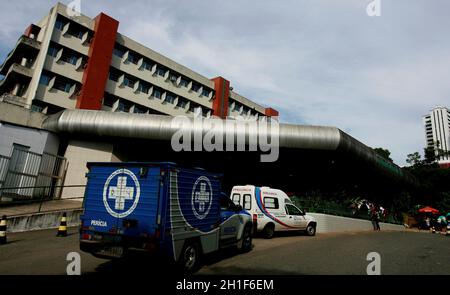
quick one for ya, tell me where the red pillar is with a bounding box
[265,107,279,117]
[76,13,119,110]
[211,77,230,118]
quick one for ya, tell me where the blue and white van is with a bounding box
[79,162,253,272]
[231,185,317,238]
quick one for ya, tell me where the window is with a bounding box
[113,45,126,58]
[109,69,121,82]
[60,50,78,65]
[137,82,150,94]
[179,77,189,88]
[191,82,201,92]
[156,66,167,77]
[231,194,241,206]
[127,51,140,64]
[123,75,136,88]
[152,88,162,99]
[263,197,279,209]
[53,78,72,93]
[220,197,236,211]
[55,19,65,31]
[103,94,116,107]
[165,93,175,104]
[233,103,241,112]
[176,98,187,108]
[39,73,51,86]
[243,194,251,210]
[133,105,146,114]
[142,60,153,71]
[286,204,303,216]
[117,100,131,113]
[66,24,85,39]
[202,88,210,97]
[47,45,59,58]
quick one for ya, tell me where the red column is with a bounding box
[76,13,119,110]
[265,107,279,117]
[211,76,230,118]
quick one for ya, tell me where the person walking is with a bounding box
[375,207,381,231]
[436,215,447,235]
[370,206,378,231]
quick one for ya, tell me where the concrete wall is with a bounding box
[309,213,405,233]
[61,140,115,199]
[0,122,59,156]
[6,209,82,233]
[0,101,46,129]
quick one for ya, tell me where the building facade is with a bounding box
[0,2,278,119]
[422,106,450,168]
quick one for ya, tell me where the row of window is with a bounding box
[229,100,260,117]
[47,42,83,66]
[103,92,209,117]
[108,67,212,115]
[55,15,89,40]
[112,43,213,97]
[39,71,77,93]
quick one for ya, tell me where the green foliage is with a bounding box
[373,147,393,162]
[403,152,450,213]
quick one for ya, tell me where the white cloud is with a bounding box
[1,0,450,165]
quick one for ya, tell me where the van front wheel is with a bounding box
[263,224,275,239]
[238,225,253,253]
[306,224,316,236]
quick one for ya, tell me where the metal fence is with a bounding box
[0,147,68,202]
[0,155,9,188]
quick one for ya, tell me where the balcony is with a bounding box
[105,79,190,116]
[0,63,33,95]
[0,35,41,75]
[44,55,84,83]
[110,55,213,110]
[51,28,90,56]
[35,84,77,110]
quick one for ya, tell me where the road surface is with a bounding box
[0,228,449,275]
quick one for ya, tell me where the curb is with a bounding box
[5,209,83,233]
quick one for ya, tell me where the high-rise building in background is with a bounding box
[422,106,450,168]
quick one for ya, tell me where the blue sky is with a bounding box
[1,0,449,165]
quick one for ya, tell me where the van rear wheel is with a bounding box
[179,242,200,273]
[263,224,275,239]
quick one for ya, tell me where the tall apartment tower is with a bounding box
[422,106,450,168]
[0,3,278,119]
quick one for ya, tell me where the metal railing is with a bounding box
[0,148,67,202]
[0,185,85,216]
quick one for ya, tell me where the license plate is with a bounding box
[98,246,124,258]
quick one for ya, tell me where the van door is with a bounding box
[219,197,241,245]
[82,165,160,238]
[285,204,306,229]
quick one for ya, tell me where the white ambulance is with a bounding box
[230,185,317,238]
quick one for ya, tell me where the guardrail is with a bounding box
[0,185,86,216]
[301,206,403,225]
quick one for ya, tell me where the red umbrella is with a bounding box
[418,206,440,214]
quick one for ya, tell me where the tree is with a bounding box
[373,148,393,162]
[423,146,437,165]
[406,152,421,167]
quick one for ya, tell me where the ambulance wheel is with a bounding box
[239,225,253,253]
[306,224,316,236]
[263,224,275,239]
[180,241,200,273]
